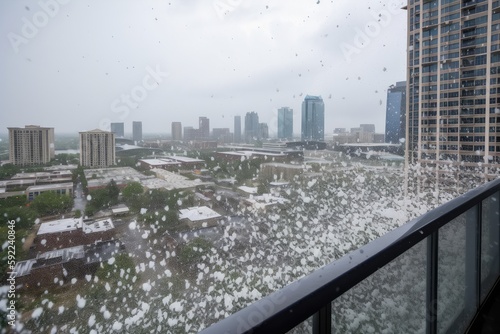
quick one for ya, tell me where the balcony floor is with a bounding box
[480,290,500,334]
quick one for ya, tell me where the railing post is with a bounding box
[465,204,480,316]
[313,303,331,334]
[426,231,438,334]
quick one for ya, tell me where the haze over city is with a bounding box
[0,0,406,136]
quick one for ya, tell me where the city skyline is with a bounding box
[0,1,407,136]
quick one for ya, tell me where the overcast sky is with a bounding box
[0,0,407,137]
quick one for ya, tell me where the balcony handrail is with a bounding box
[199,178,500,334]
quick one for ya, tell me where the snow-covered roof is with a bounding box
[179,206,222,222]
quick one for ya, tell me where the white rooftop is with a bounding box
[179,206,222,222]
[82,218,114,234]
[151,169,213,190]
[238,186,258,194]
[140,159,180,166]
[37,218,82,235]
[26,182,73,192]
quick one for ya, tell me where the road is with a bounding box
[72,181,87,212]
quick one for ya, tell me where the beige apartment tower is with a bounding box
[172,122,182,141]
[406,0,500,170]
[8,125,55,166]
[79,129,115,168]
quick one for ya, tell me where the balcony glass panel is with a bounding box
[331,240,427,333]
[481,191,500,302]
[437,207,476,334]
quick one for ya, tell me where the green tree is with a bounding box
[177,237,212,266]
[0,164,20,180]
[122,181,144,211]
[30,192,73,216]
[106,179,120,206]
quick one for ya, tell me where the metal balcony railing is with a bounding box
[199,178,500,334]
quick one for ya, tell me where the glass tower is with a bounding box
[301,95,325,141]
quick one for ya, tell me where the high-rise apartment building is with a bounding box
[79,129,115,168]
[406,1,500,167]
[172,122,182,141]
[301,95,325,141]
[8,125,55,166]
[110,122,125,138]
[245,112,260,142]
[385,81,407,144]
[132,121,142,142]
[234,116,242,143]
[278,107,293,139]
[198,117,210,140]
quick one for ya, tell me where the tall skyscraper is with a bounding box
[234,116,242,143]
[406,1,500,167]
[245,112,260,142]
[385,81,406,144]
[172,122,182,141]
[301,95,325,141]
[8,125,55,166]
[132,121,142,142]
[260,123,269,139]
[79,129,115,167]
[278,107,293,139]
[110,122,125,138]
[199,117,210,140]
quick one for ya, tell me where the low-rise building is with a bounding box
[179,206,222,229]
[32,217,115,253]
[26,182,73,201]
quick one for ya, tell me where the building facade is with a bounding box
[234,116,242,143]
[245,111,260,142]
[385,81,407,144]
[406,1,500,167]
[172,122,182,141]
[79,130,115,168]
[301,95,325,141]
[278,107,293,139]
[132,121,142,142]
[110,122,124,138]
[199,117,210,140]
[8,125,55,166]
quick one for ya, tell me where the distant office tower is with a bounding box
[301,95,325,141]
[407,2,500,166]
[132,121,142,142]
[234,116,242,143]
[79,129,115,167]
[213,128,232,144]
[278,107,293,139]
[184,127,198,141]
[199,117,210,140]
[245,112,260,142]
[385,81,406,144]
[360,124,376,133]
[8,125,55,166]
[172,122,182,141]
[110,122,125,138]
[260,123,269,139]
